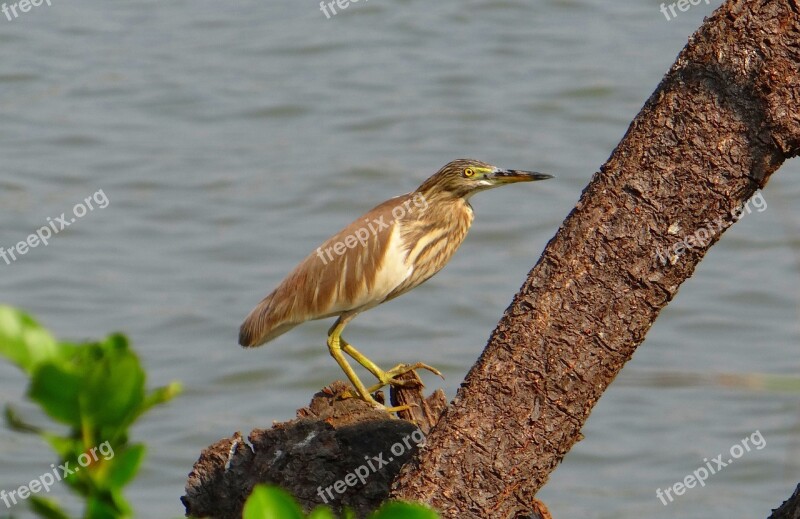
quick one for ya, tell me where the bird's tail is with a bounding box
[239,293,297,347]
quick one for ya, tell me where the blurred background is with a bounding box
[1,0,799,517]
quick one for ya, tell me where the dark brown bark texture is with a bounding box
[390,1,800,517]
[181,381,448,518]
[770,483,800,519]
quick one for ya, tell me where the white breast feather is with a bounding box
[358,224,412,311]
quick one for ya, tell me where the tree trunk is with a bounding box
[183,1,800,517]
[769,483,800,519]
[390,0,800,517]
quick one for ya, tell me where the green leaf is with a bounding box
[86,495,125,519]
[28,496,71,519]
[368,501,440,519]
[308,506,336,519]
[29,362,83,425]
[1,306,181,519]
[243,486,304,519]
[104,444,145,488]
[0,305,60,373]
[79,337,145,427]
[40,433,77,460]
[138,381,182,419]
[107,487,134,517]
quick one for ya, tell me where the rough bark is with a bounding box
[770,484,800,519]
[389,0,800,517]
[181,381,448,518]
[185,1,800,517]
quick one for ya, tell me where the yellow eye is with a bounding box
[464,168,475,177]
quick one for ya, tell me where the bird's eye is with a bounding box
[464,168,475,177]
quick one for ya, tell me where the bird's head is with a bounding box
[416,159,552,200]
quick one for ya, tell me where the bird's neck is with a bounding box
[407,188,474,233]
[413,186,472,209]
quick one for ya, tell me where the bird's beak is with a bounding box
[487,168,553,184]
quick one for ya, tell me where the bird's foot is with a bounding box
[379,403,416,414]
[366,362,444,393]
[336,387,415,415]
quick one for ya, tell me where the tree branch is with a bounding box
[390,1,800,516]
[183,1,799,517]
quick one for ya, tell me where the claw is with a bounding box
[404,362,444,380]
[383,362,443,383]
[337,387,357,400]
[380,403,416,414]
[335,387,415,415]
[364,362,444,394]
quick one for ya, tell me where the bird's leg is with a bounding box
[333,336,415,413]
[363,362,443,394]
[327,316,420,413]
[339,339,384,379]
[340,340,443,393]
[326,317,378,405]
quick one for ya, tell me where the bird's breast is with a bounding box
[374,224,415,292]
[384,202,474,300]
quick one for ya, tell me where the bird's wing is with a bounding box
[239,194,419,347]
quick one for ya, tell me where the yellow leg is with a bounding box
[327,314,442,413]
[340,339,443,393]
[327,315,377,405]
[363,362,443,394]
[340,339,383,378]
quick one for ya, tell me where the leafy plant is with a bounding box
[243,485,439,519]
[0,305,181,519]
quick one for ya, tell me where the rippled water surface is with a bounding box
[1,0,799,517]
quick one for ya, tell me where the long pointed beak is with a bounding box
[488,168,554,183]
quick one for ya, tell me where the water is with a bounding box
[1,0,799,517]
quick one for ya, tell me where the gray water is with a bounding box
[1,0,799,517]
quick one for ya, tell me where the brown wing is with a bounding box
[239,194,418,347]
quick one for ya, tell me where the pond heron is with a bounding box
[239,159,552,409]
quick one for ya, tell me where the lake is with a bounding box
[1,0,798,517]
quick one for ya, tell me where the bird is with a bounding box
[239,159,552,409]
